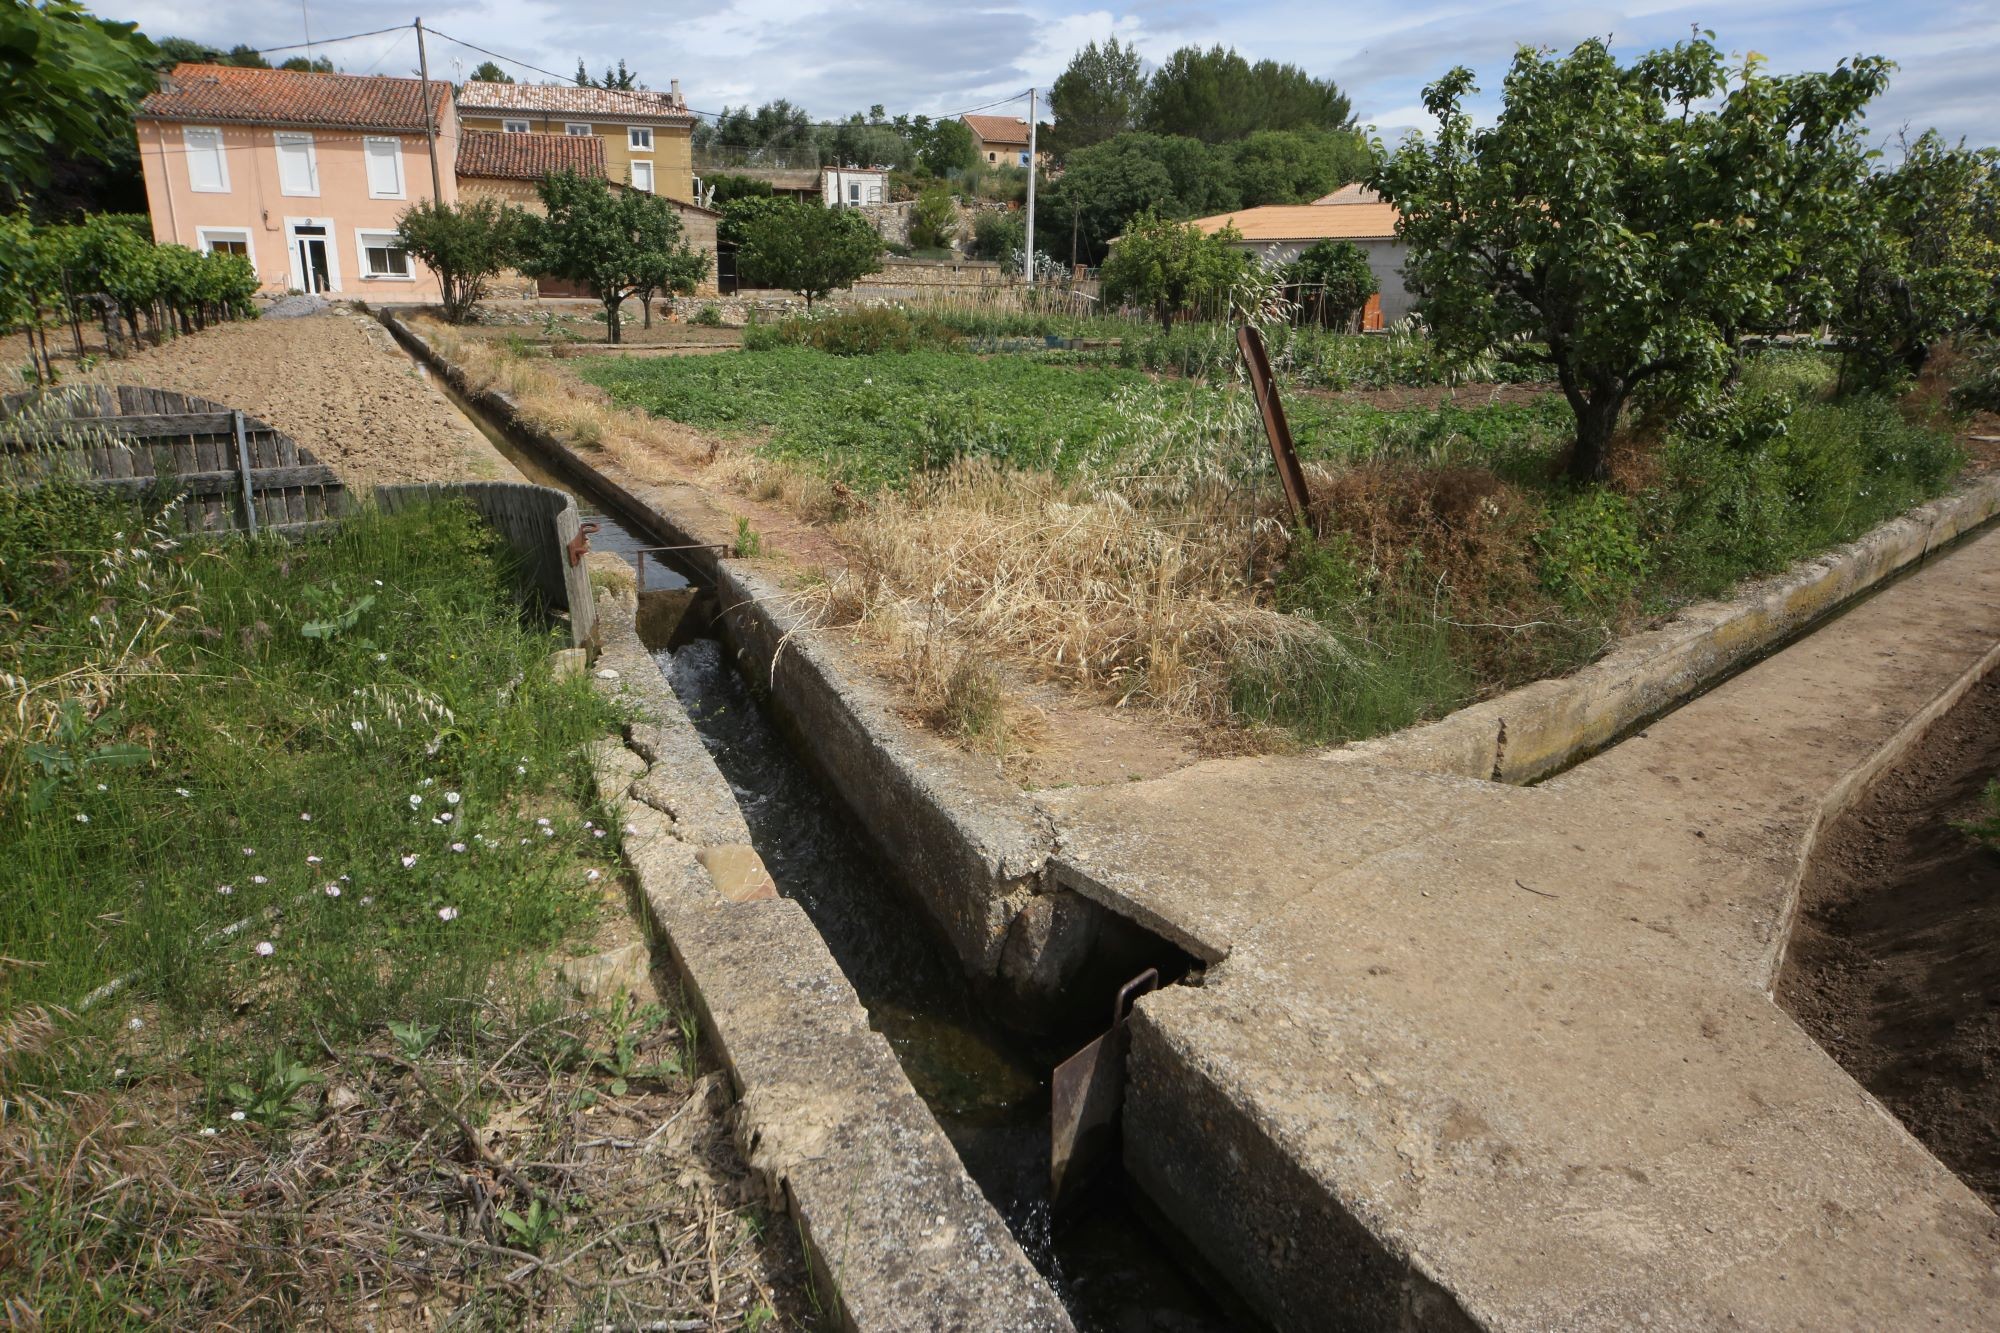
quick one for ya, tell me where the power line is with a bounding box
[251,23,410,58]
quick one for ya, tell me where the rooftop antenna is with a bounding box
[301,1,312,61]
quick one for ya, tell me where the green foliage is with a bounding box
[1536,489,1648,607]
[703,172,774,206]
[909,186,959,251]
[743,306,962,356]
[966,210,1025,265]
[1047,36,1145,157]
[1141,45,1355,143]
[1950,340,2000,412]
[1836,132,2000,392]
[732,515,763,558]
[396,197,526,324]
[1236,533,1472,743]
[729,198,883,306]
[1958,779,2000,849]
[920,118,979,177]
[520,171,708,342]
[227,1048,322,1128]
[1228,129,1371,207]
[469,59,511,83]
[0,493,615,1050]
[1035,132,1236,265]
[1284,238,1378,327]
[1099,211,1252,329]
[0,0,158,206]
[1374,36,1888,482]
[1652,356,1963,596]
[691,303,724,327]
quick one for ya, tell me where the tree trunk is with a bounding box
[1563,388,1623,484]
[604,295,622,344]
[640,288,655,328]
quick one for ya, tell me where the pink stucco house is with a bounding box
[136,64,460,299]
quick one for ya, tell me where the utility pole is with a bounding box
[1023,88,1037,288]
[415,18,444,203]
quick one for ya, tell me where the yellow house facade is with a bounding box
[456,81,695,203]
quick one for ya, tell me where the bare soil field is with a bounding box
[1780,667,2000,1207]
[67,310,519,488]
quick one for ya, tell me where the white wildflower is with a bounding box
[217,884,234,896]
[408,794,422,808]
[444,791,461,805]
[585,869,602,882]
[231,1110,246,1121]
[324,883,341,898]
[401,854,418,868]
[255,941,274,957]
[175,788,191,798]
[437,906,459,922]
[75,812,89,823]
[450,842,466,853]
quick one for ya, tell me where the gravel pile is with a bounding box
[262,293,330,320]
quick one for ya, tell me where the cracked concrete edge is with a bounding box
[384,311,1059,980]
[1337,472,2000,786]
[587,590,1073,1333]
[1759,635,2000,992]
[708,558,1054,976]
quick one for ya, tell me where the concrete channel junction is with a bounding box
[395,314,2000,1332]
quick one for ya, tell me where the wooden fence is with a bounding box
[1,386,595,647]
[0,385,349,533]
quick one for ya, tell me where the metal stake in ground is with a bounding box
[1238,324,1310,528]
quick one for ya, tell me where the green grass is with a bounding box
[578,340,1963,749]
[1,488,618,1065]
[579,347,1568,492]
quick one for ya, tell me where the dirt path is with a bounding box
[79,309,520,488]
[1779,667,2000,1208]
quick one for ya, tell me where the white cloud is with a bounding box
[91,0,1998,141]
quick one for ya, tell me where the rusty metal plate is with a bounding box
[1050,969,1158,1205]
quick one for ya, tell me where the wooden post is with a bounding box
[1238,325,1311,529]
[232,410,259,535]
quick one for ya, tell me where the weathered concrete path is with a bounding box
[1043,527,2000,1330]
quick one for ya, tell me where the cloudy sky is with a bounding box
[96,0,1998,146]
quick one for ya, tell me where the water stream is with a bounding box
[400,328,1246,1330]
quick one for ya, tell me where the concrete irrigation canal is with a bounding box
[388,309,2000,1331]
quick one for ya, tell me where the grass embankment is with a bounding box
[577,316,1964,747]
[0,478,802,1326]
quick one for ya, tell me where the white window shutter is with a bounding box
[365,139,402,197]
[184,128,226,192]
[276,134,316,195]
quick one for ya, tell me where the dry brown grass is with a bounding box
[421,318,1350,733]
[805,462,1333,722]
[0,991,816,1329]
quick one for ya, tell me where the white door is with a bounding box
[286,219,340,293]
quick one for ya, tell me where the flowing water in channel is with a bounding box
[661,639,1240,1332]
[403,332,1242,1328]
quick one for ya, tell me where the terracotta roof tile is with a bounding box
[1190,203,1401,242]
[961,114,1032,146]
[455,128,607,181]
[458,81,694,124]
[139,64,448,132]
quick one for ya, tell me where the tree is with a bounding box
[919,118,979,177]
[0,1,158,207]
[908,186,958,250]
[705,173,773,207]
[1284,239,1377,327]
[1142,46,1352,143]
[1229,129,1370,207]
[1034,133,1234,265]
[279,55,335,73]
[1837,132,2000,390]
[520,172,709,341]
[1100,211,1249,328]
[470,60,512,83]
[967,209,1023,264]
[731,199,882,307]
[396,197,526,324]
[575,58,640,90]
[1373,38,1889,483]
[1048,37,1145,157]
